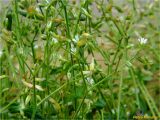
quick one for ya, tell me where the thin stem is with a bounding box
[61,0,77,111]
[132,0,137,13]
[117,73,123,120]
[36,0,44,15]
[129,69,140,109]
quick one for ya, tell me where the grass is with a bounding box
[0,0,160,119]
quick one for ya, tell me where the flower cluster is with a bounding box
[138,37,148,44]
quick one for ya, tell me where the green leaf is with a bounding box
[81,8,92,18]
[113,5,123,13]
[94,98,106,109]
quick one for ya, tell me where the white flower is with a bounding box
[71,35,80,53]
[86,77,94,85]
[47,21,52,29]
[52,38,58,43]
[72,35,79,43]
[138,37,147,44]
[71,43,76,53]
[34,45,39,49]
[0,51,3,57]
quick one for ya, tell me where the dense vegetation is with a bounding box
[0,0,160,119]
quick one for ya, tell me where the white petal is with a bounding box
[86,77,94,85]
[82,71,92,75]
[138,37,148,44]
[0,51,3,57]
[35,85,44,91]
[52,38,58,43]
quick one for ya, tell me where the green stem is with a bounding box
[132,0,137,13]
[129,69,140,109]
[117,73,123,120]
[61,0,77,112]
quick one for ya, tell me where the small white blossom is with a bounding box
[47,21,52,29]
[138,37,147,44]
[0,51,3,57]
[71,43,76,53]
[86,77,94,85]
[34,45,39,49]
[35,7,41,13]
[52,38,58,43]
[72,35,79,43]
